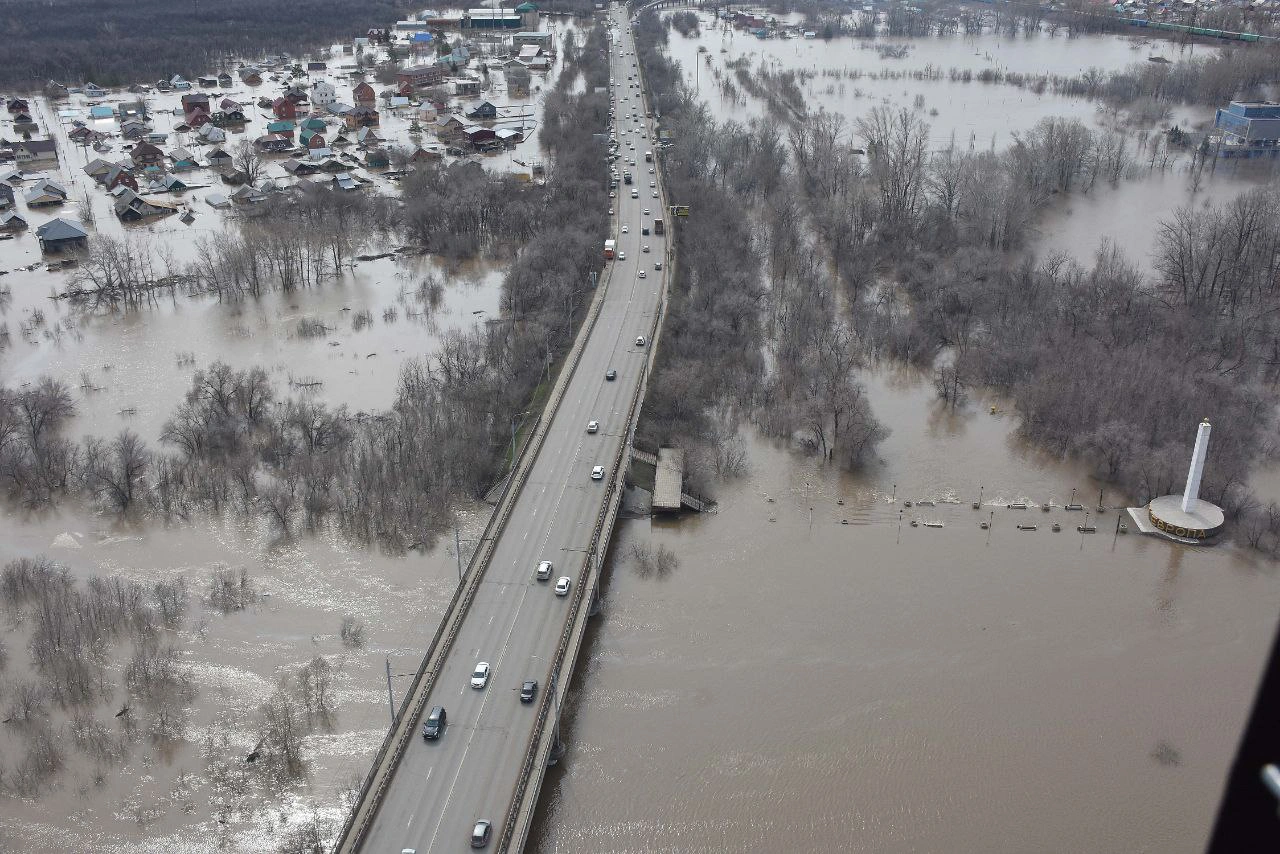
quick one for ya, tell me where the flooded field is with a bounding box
[665,15,1218,146]
[531,370,1280,853]
[0,498,490,853]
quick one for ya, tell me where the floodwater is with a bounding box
[530,369,1280,853]
[0,499,487,853]
[665,14,1217,146]
[1,253,503,444]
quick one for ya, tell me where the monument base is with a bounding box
[1146,495,1225,542]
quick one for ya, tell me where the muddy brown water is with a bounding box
[528,371,1279,853]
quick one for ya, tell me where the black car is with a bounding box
[520,680,538,703]
[605,369,617,381]
[422,705,446,740]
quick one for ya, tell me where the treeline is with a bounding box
[0,556,192,796]
[67,188,398,308]
[634,10,887,485]
[0,0,406,89]
[782,105,1280,549]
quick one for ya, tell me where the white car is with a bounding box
[554,576,571,596]
[591,465,605,480]
[642,209,650,216]
[649,167,655,174]
[638,270,646,278]
[587,420,599,433]
[536,560,553,580]
[650,181,656,188]
[635,335,646,346]
[618,250,626,260]
[642,245,650,253]
[471,662,491,689]
[652,191,659,198]
[621,224,628,233]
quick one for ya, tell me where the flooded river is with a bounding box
[530,371,1279,853]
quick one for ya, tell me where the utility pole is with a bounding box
[385,658,396,725]
[454,525,463,582]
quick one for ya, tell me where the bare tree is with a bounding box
[232,140,265,185]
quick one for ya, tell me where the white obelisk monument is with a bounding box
[1181,419,1211,513]
[1143,418,1225,541]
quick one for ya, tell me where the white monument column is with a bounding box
[1181,419,1211,513]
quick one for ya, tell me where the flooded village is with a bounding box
[1,1,1279,852]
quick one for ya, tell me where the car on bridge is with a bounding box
[587,420,599,433]
[422,705,446,740]
[471,662,491,689]
[536,560,553,580]
[520,680,538,703]
[605,369,617,381]
[471,819,491,848]
[638,270,646,279]
[591,465,605,480]
[555,576,572,596]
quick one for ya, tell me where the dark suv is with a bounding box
[422,705,446,740]
[520,680,538,703]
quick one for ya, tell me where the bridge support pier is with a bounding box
[587,582,601,617]
[547,721,566,767]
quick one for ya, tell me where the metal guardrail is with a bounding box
[497,28,678,849]
[334,242,617,854]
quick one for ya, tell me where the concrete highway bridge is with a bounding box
[334,6,681,852]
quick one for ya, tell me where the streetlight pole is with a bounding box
[510,409,530,475]
[454,525,463,582]
[385,658,396,725]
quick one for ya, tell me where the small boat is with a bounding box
[917,499,935,507]
[979,521,989,530]
[904,500,913,508]
[1040,503,1051,512]
[922,520,944,528]
[972,501,980,509]
[1118,524,1128,533]
[1016,523,1037,531]
[1077,525,1097,533]
[1052,522,1061,532]
[909,519,919,527]
[1064,503,1085,511]
[1008,502,1028,510]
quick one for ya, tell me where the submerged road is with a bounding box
[354,8,665,851]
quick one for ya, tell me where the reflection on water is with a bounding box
[530,370,1279,853]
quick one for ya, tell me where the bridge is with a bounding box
[335,6,675,853]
